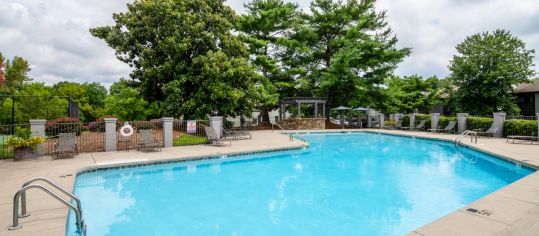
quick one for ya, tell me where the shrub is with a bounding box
[46,117,83,136]
[439,116,457,128]
[384,121,398,126]
[467,117,494,131]
[6,128,46,148]
[415,114,431,128]
[504,119,538,137]
[401,115,410,126]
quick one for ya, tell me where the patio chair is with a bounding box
[137,129,162,152]
[381,120,402,130]
[475,125,499,137]
[53,132,78,159]
[506,132,538,144]
[223,127,251,140]
[402,120,427,131]
[427,121,457,134]
[204,127,231,146]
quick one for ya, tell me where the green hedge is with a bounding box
[401,115,410,126]
[439,116,457,128]
[415,114,431,129]
[504,119,538,137]
[467,117,494,130]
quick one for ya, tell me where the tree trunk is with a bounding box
[260,107,271,125]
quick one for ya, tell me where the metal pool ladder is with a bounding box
[8,177,86,236]
[455,130,478,146]
[272,122,294,141]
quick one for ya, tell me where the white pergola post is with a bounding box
[410,113,416,129]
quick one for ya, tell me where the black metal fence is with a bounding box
[173,120,208,146]
[0,124,30,159]
[116,120,163,151]
[504,115,537,138]
[45,121,106,155]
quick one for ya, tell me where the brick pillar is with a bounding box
[493,112,506,138]
[410,113,416,129]
[378,113,385,128]
[29,119,46,157]
[209,116,223,139]
[162,117,173,148]
[457,113,469,134]
[104,118,117,152]
[431,113,440,130]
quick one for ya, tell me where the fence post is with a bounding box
[378,113,385,128]
[537,113,539,138]
[431,113,440,130]
[162,117,173,148]
[493,112,506,138]
[29,120,46,157]
[396,113,403,122]
[457,113,469,134]
[410,113,416,129]
[209,116,223,139]
[104,118,117,152]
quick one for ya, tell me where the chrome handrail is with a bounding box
[272,122,294,141]
[20,177,82,219]
[455,130,478,145]
[9,184,86,235]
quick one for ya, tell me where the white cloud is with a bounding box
[0,0,537,87]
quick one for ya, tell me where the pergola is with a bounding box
[279,97,327,121]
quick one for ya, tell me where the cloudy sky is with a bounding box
[1,0,538,87]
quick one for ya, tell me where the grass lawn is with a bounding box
[173,133,208,146]
[0,144,14,159]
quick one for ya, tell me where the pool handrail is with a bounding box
[455,130,478,145]
[272,122,294,141]
[9,184,86,235]
[19,177,83,219]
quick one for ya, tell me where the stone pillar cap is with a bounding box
[161,117,174,121]
[29,119,47,125]
[103,118,118,122]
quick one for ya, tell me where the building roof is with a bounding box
[514,80,539,93]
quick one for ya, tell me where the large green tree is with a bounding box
[384,75,441,113]
[296,0,410,116]
[91,0,260,118]
[237,0,302,123]
[105,79,158,121]
[449,29,536,115]
[0,52,32,95]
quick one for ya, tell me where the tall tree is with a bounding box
[449,29,536,115]
[0,52,32,94]
[384,75,440,113]
[91,0,260,118]
[297,0,410,116]
[237,0,302,124]
[105,79,156,121]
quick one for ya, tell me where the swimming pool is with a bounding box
[67,132,532,236]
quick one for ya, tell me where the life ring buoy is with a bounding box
[120,123,134,137]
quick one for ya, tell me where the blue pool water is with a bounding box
[67,132,532,236]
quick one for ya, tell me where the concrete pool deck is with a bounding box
[0,129,538,235]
